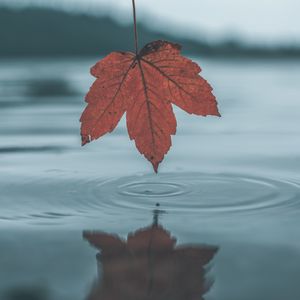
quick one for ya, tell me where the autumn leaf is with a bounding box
[80,40,220,172]
[80,0,220,172]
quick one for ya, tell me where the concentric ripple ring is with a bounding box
[1,173,300,222]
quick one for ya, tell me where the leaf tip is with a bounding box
[81,134,91,146]
[215,110,221,117]
[151,161,160,173]
[90,64,98,78]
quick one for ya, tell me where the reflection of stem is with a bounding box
[153,209,159,226]
[147,229,154,297]
[147,205,167,296]
[132,0,139,55]
[152,204,165,226]
[147,205,163,296]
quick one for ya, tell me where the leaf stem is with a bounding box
[132,0,139,55]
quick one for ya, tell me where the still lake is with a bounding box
[0,57,300,300]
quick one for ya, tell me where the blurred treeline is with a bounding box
[1,6,300,58]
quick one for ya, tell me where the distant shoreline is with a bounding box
[1,6,300,59]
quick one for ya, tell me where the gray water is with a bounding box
[0,57,300,300]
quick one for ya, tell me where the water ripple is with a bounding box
[93,173,300,214]
[0,173,300,223]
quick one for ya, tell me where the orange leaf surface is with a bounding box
[80,40,220,172]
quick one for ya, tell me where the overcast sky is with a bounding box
[2,0,300,45]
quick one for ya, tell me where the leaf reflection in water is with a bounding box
[83,208,218,300]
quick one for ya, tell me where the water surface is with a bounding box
[0,57,300,300]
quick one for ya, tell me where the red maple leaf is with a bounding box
[80,2,220,173]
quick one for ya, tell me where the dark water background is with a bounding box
[0,57,300,300]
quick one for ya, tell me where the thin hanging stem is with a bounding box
[132,0,139,55]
